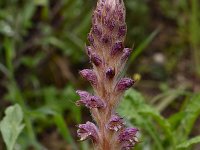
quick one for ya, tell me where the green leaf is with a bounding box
[175,94,200,142]
[53,113,78,150]
[129,28,160,63]
[0,104,25,150]
[119,89,175,150]
[34,0,48,6]
[177,136,200,149]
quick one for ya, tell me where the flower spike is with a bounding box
[76,0,139,149]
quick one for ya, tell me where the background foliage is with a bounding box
[0,0,200,150]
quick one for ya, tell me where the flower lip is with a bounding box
[77,121,99,142]
[118,127,139,149]
[88,96,105,108]
[119,127,139,141]
[76,90,105,109]
[76,90,90,99]
[121,48,132,62]
[107,114,125,131]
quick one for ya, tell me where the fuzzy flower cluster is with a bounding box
[76,0,138,149]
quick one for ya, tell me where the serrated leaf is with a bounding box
[0,104,25,150]
[177,136,200,149]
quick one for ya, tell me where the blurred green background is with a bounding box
[0,0,200,150]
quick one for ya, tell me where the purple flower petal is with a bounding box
[76,90,91,106]
[110,41,124,56]
[76,90,105,109]
[118,25,127,37]
[118,127,139,149]
[121,48,132,62]
[91,53,102,66]
[107,114,125,131]
[87,96,105,108]
[88,34,95,46]
[116,78,135,91]
[77,121,99,142]
[85,46,92,57]
[76,90,91,99]
[79,69,97,86]
[92,25,102,38]
[101,34,111,44]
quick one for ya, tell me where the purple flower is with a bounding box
[76,90,91,107]
[118,25,127,37]
[107,114,125,131]
[76,90,90,100]
[85,46,92,57]
[121,48,132,62]
[118,127,139,150]
[76,90,105,109]
[79,69,97,86]
[88,34,95,46]
[101,34,111,44]
[92,25,102,38]
[106,68,115,79]
[104,18,115,31]
[76,0,139,148]
[87,96,105,108]
[91,53,102,66]
[116,78,135,91]
[111,41,124,56]
[114,5,125,22]
[77,121,99,142]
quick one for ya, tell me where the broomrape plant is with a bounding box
[76,0,138,149]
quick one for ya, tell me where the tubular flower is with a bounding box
[79,69,97,86]
[76,90,105,109]
[118,128,139,150]
[116,78,135,92]
[77,121,99,142]
[76,0,138,149]
[107,114,125,131]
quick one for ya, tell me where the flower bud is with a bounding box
[116,78,135,91]
[104,18,115,31]
[85,46,92,57]
[106,68,115,79]
[114,3,125,22]
[107,114,125,131]
[88,34,95,46]
[91,53,102,66]
[118,25,127,37]
[79,69,97,86]
[77,121,99,142]
[121,48,132,62]
[92,25,102,38]
[110,41,124,56]
[101,34,111,44]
